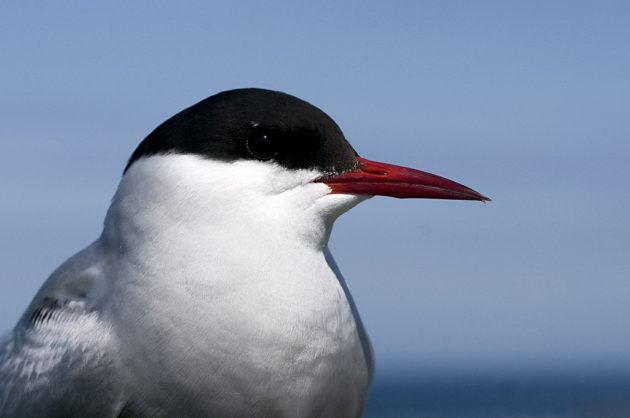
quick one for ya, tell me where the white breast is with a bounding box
[98,155,373,416]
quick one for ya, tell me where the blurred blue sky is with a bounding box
[1,1,629,376]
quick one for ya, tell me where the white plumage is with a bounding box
[1,155,373,417]
[0,88,487,417]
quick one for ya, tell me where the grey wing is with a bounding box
[0,266,127,417]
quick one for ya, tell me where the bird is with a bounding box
[0,88,488,418]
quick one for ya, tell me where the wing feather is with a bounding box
[0,246,127,418]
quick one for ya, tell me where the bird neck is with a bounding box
[100,155,341,257]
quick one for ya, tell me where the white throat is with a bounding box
[104,155,367,253]
[92,155,373,415]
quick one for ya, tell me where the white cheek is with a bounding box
[315,192,371,222]
[117,155,367,232]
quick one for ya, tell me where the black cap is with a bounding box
[124,88,359,175]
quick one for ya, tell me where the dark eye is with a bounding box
[246,133,279,160]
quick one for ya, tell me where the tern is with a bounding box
[0,88,488,417]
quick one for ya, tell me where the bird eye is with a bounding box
[246,133,279,160]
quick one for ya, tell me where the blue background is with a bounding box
[1,0,629,387]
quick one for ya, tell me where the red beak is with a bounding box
[316,157,490,202]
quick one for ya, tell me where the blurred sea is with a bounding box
[364,373,630,418]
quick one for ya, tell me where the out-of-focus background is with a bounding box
[2,2,629,416]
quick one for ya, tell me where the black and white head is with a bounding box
[115,88,488,247]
